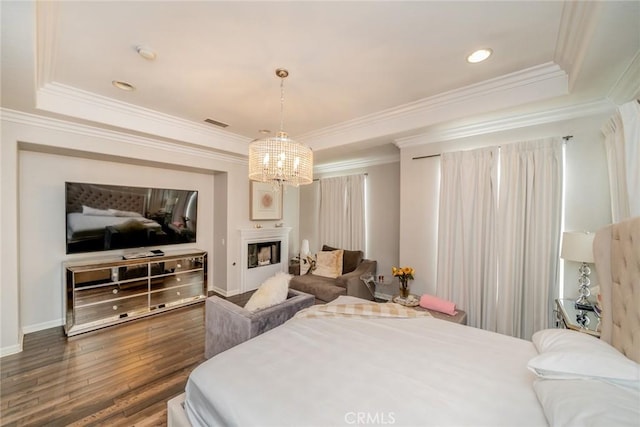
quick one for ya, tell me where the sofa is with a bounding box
[289,245,377,303]
[205,289,315,359]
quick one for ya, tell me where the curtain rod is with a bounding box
[412,135,573,160]
[313,172,368,182]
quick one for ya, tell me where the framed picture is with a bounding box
[250,181,282,220]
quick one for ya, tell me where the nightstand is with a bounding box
[555,298,601,337]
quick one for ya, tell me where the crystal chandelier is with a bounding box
[248,68,313,188]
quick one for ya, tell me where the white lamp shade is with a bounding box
[561,231,595,263]
[300,239,310,257]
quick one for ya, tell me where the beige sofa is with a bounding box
[289,245,377,303]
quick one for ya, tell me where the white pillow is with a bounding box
[244,272,291,312]
[108,208,142,217]
[528,329,640,387]
[534,379,640,427]
[312,249,343,278]
[82,205,113,216]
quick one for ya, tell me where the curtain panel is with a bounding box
[602,100,640,221]
[436,147,498,330]
[319,175,366,251]
[496,138,564,340]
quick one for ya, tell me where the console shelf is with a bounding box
[64,249,207,336]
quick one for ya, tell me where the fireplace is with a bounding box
[239,227,291,293]
[248,241,281,268]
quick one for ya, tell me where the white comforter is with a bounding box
[185,314,546,426]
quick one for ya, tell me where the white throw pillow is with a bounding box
[312,249,343,278]
[244,272,291,312]
[528,329,640,388]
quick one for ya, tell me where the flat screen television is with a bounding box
[65,182,198,254]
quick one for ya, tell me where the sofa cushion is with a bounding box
[322,245,363,274]
[313,249,343,278]
[244,272,291,312]
[290,275,347,302]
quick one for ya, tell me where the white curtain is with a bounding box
[319,174,366,251]
[436,139,563,339]
[602,100,640,222]
[436,147,498,330]
[496,138,563,340]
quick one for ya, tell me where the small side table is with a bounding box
[555,298,601,337]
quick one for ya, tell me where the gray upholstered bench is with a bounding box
[204,289,314,359]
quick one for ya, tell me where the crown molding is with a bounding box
[314,153,399,175]
[36,82,251,156]
[298,62,568,151]
[554,1,602,91]
[608,50,640,104]
[1,108,247,165]
[394,99,615,148]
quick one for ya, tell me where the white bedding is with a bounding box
[185,315,546,426]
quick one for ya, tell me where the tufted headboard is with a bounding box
[593,216,640,363]
[66,182,146,215]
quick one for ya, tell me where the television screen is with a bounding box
[65,182,198,254]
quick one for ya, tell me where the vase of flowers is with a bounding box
[392,266,415,298]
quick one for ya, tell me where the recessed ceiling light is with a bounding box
[258,129,271,135]
[467,48,493,64]
[112,80,135,91]
[136,45,157,61]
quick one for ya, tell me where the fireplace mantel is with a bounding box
[239,227,291,293]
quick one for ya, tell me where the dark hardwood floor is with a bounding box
[0,291,256,426]
[0,303,209,426]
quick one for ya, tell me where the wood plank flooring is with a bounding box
[0,303,207,426]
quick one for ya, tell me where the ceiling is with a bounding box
[1,1,639,169]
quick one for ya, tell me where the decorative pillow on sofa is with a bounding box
[313,250,344,278]
[244,272,292,312]
[322,245,363,274]
[299,255,316,275]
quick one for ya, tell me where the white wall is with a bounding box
[1,116,252,355]
[399,112,613,301]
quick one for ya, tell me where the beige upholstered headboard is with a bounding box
[593,216,640,363]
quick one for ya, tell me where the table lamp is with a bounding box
[561,231,595,310]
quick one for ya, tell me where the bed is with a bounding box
[169,216,640,426]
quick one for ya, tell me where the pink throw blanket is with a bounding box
[419,294,458,316]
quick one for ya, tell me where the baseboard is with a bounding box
[22,318,64,334]
[1,335,23,357]
[209,285,240,298]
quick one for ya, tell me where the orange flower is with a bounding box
[391,266,415,281]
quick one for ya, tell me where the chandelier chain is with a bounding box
[280,79,284,132]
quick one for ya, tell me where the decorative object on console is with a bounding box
[248,68,313,188]
[250,181,283,220]
[561,231,595,310]
[392,266,415,298]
